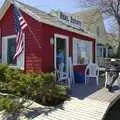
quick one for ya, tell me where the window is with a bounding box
[103,48,106,58]
[7,38,16,65]
[96,26,100,37]
[108,46,113,57]
[96,44,104,57]
[2,35,25,70]
[97,47,103,57]
[73,38,93,65]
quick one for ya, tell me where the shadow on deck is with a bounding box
[70,72,120,100]
[70,78,120,120]
[70,80,103,99]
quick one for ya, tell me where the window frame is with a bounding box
[7,37,16,65]
[2,35,25,70]
[96,44,104,57]
[2,35,16,65]
[54,34,69,72]
[73,37,93,65]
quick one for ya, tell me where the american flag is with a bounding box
[13,5,27,59]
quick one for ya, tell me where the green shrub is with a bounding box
[0,65,24,94]
[33,73,69,106]
[0,64,9,82]
[0,64,69,106]
[0,96,24,114]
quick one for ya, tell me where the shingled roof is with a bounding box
[0,0,95,39]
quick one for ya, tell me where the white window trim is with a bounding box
[73,37,93,65]
[73,37,78,65]
[2,35,25,70]
[54,34,69,72]
[2,35,16,64]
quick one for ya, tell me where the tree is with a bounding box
[84,0,120,37]
[79,0,120,55]
[100,0,120,37]
[116,42,120,58]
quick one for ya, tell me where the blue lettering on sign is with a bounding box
[59,12,82,30]
[60,12,69,21]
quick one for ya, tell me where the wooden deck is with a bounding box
[33,81,120,120]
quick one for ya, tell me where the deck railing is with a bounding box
[96,57,120,68]
[96,57,106,67]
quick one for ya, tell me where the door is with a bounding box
[54,34,69,72]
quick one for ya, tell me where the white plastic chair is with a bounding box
[85,63,99,86]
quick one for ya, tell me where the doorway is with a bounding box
[54,34,69,72]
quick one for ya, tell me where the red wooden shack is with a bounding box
[0,0,96,83]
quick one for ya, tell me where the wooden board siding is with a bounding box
[35,22,96,73]
[0,5,16,37]
[0,25,2,59]
[0,5,96,73]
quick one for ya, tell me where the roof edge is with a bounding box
[0,0,13,21]
[0,0,96,39]
[20,6,96,39]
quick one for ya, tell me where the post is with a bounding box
[0,25,2,63]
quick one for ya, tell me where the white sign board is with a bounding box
[59,12,83,30]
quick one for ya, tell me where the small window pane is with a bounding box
[7,38,16,65]
[108,47,113,57]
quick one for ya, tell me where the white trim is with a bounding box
[95,42,97,63]
[2,35,16,38]
[2,37,8,64]
[54,36,57,70]
[0,0,11,20]
[54,34,69,72]
[2,35,16,64]
[73,38,78,65]
[2,35,25,70]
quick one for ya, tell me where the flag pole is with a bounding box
[26,24,42,49]
[13,0,41,49]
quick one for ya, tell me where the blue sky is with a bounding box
[0,0,82,12]
[0,0,115,32]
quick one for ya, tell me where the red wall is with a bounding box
[0,5,16,64]
[0,5,96,73]
[0,6,16,36]
[0,25,2,59]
